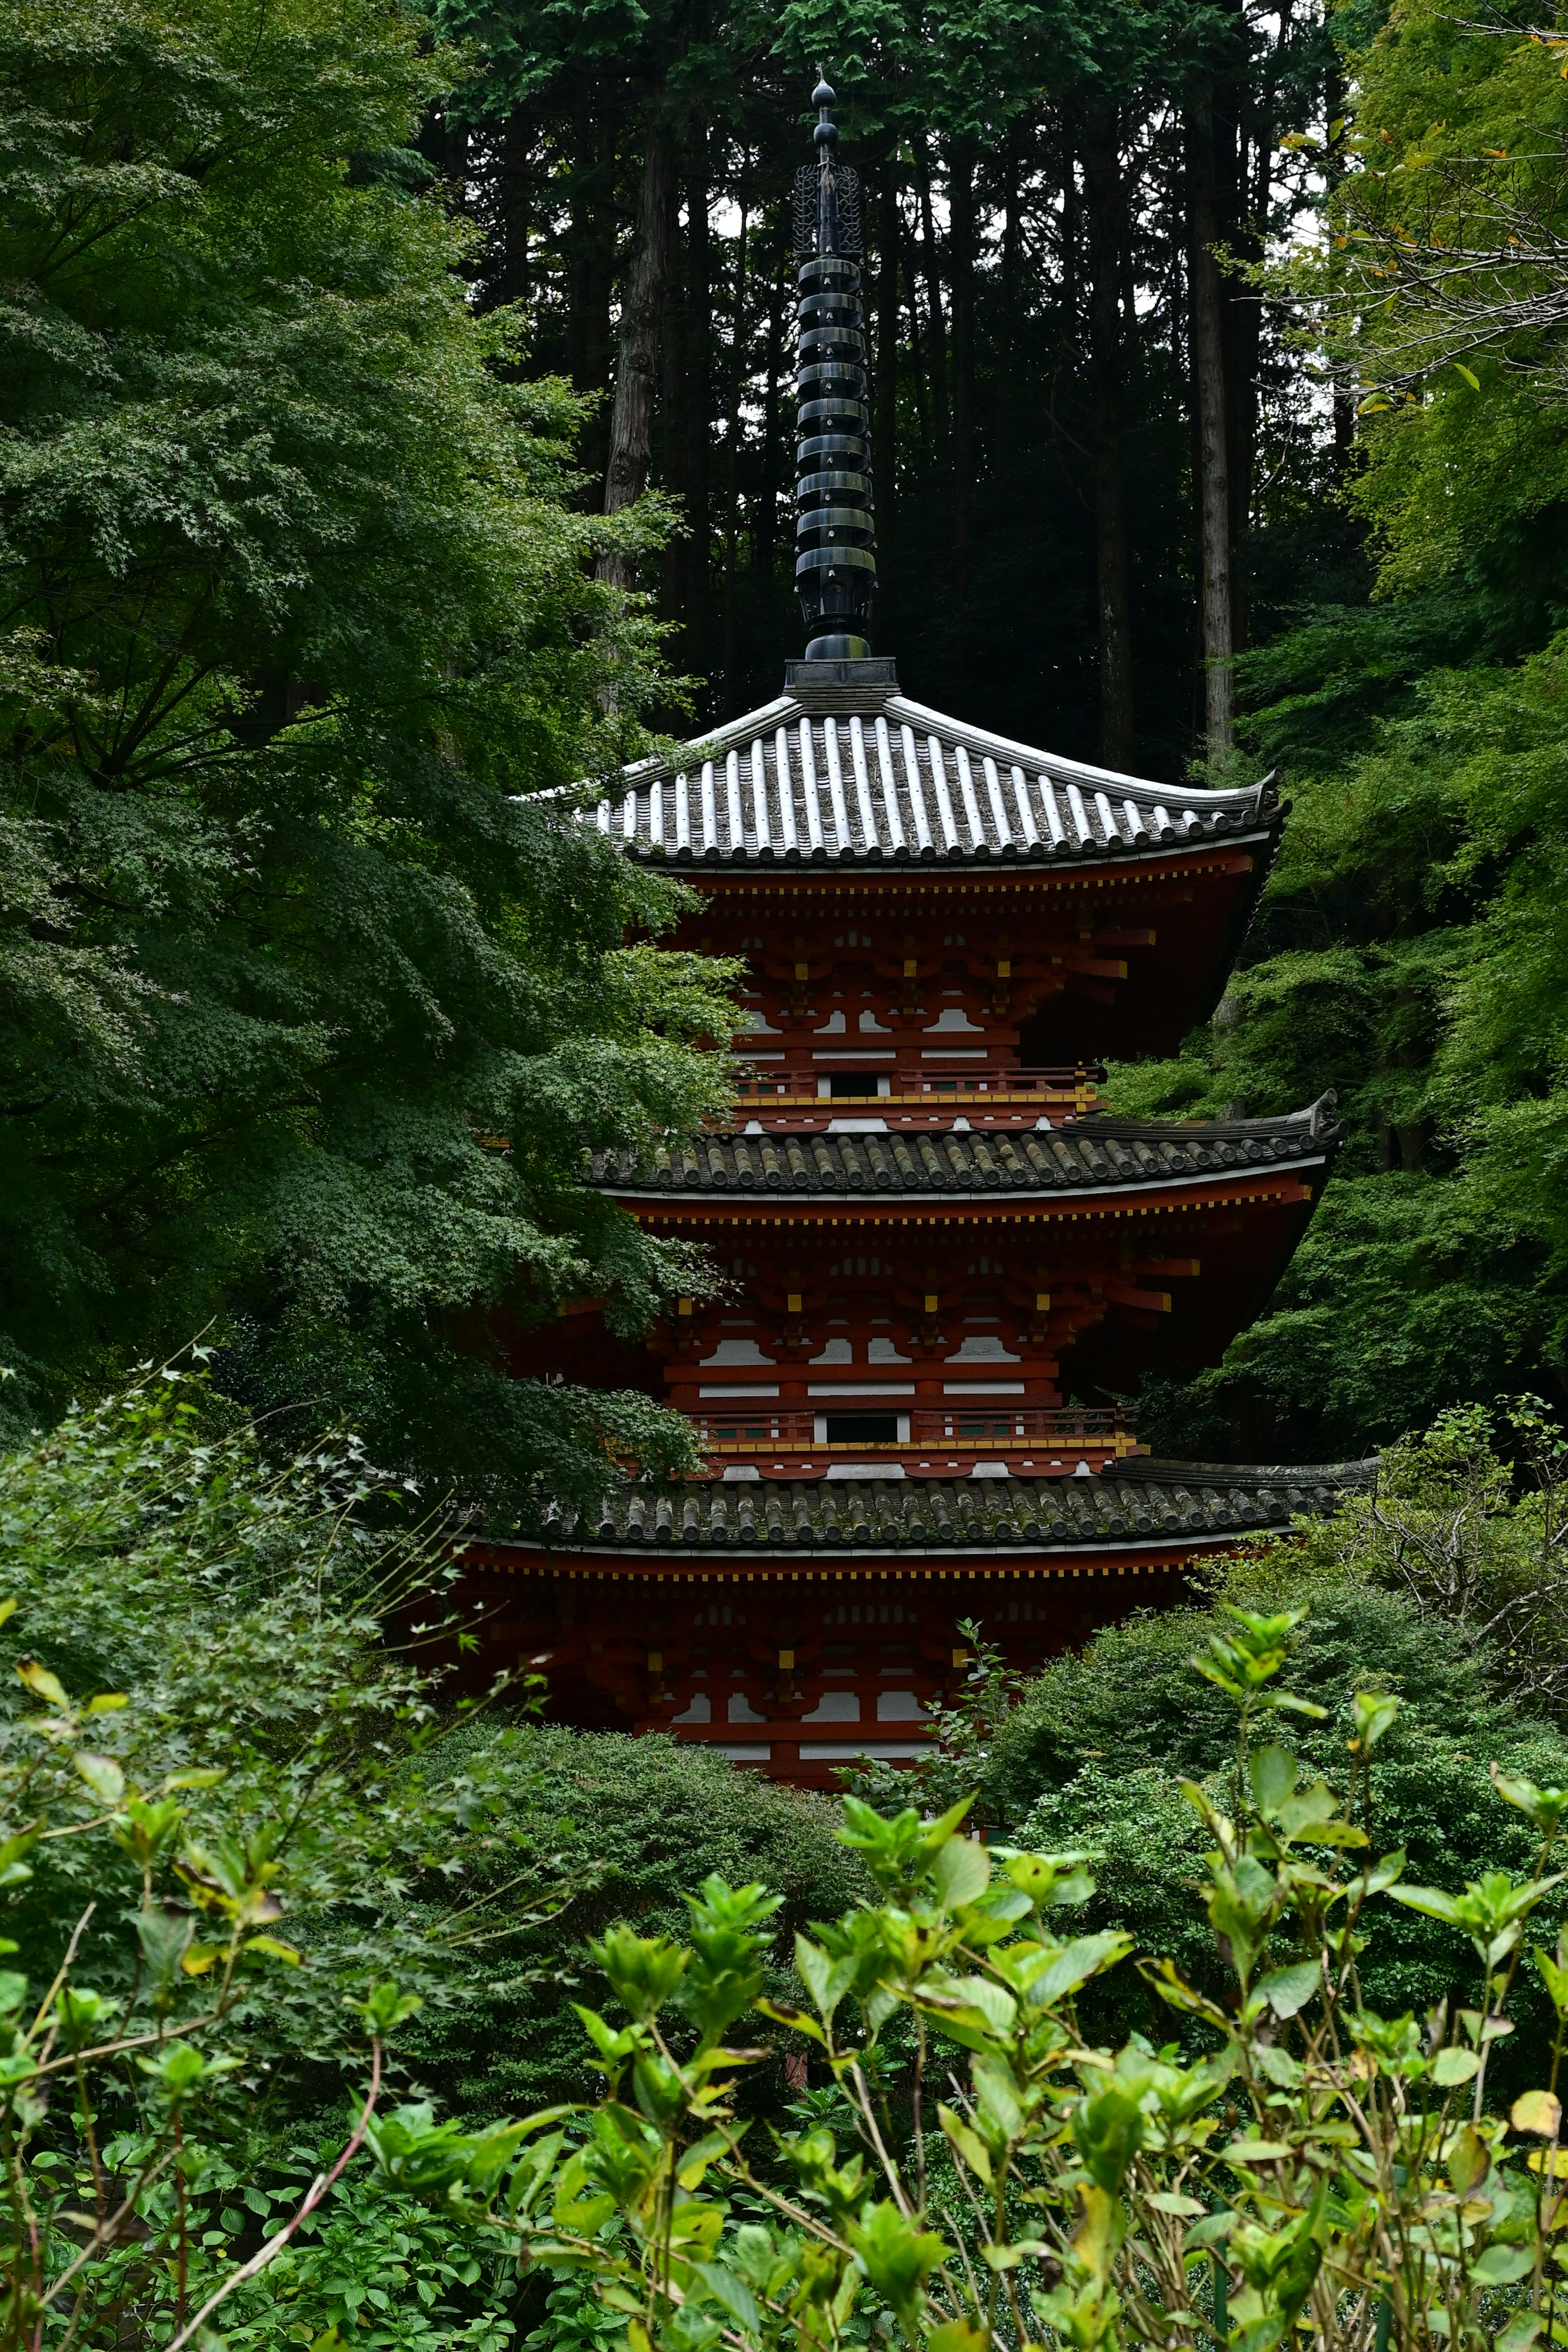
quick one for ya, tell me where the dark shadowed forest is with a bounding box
[422,0,1354,770]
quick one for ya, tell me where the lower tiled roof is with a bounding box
[590,1098,1341,1200]
[525,1459,1372,1556]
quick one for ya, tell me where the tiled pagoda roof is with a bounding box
[594,675,1283,871]
[590,1096,1340,1201]
[532,1457,1370,1556]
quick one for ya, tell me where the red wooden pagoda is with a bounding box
[466,82,1354,1786]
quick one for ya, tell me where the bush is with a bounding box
[408,1727,869,2125]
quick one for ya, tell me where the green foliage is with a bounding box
[983,1430,1568,2055]
[0,0,737,1521]
[1106,623,1568,1455]
[356,1610,1568,2352]
[0,1358,599,2345]
[407,1725,868,2126]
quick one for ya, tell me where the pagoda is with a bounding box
[470,82,1355,1787]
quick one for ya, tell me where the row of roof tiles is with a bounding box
[590,1102,1339,1197]
[595,697,1281,867]
[528,1463,1365,1552]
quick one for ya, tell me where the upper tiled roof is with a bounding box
[591,685,1281,870]
[527,1458,1370,1555]
[590,1097,1340,1199]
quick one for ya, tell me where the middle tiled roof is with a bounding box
[532,1458,1371,1554]
[591,1098,1340,1200]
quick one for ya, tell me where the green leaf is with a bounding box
[1387,1883,1464,1924]
[1023,1931,1133,2006]
[1512,2089,1562,2137]
[1473,2244,1534,2284]
[927,2325,989,2352]
[1535,1944,1568,2017]
[73,1751,125,1806]
[1492,1768,1568,1837]
[694,2263,762,2334]
[16,1657,67,1709]
[1249,1744,1297,1815]
[677,2130,733,2189]
[1433,2046,1481,2085]
[931,1835,991,1910]
[245,1934,303,1964]
[937,2104,992,2184]
[1352,1690,1400,1752]
[1454,361,1481,390]
[1449,2125,1490,2194]
[1256,1960,1320,2019]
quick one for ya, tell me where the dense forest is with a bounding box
[4,0,1568,1500]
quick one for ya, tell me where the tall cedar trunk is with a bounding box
[498,109,530,307]
[600,116,675,590]
[1060,113,1081,347]
[1187,84,1234,755]
[1082,105,1135,771]
[1219,32,1258,659]
[905,239,931,472]
[949,139,977,589]
[684,143,713,682]
[568,98,615,488]
[1324,49,1356,467]
[721,173,749,715]
[997,123,1021,469]
[913,136,950,479]
[659,171,689,635]
[875,166,900,630]
[755,254,784,609]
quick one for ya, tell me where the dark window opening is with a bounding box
[824,1412,899,1442]
[828,1071,884,1098]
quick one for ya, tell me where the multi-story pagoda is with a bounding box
[470,82,1355,1787]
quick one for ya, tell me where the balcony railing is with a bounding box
[732,1065,1104,1108]
[690,1406,1140,1459]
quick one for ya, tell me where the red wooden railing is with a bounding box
[689,1406,1138,1456]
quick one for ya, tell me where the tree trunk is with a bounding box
[568,97,615,489]
[1083,104,1134,771]
[905,234,930,472]
[1324,50,1356,468]
[755,251,785,603]
[684,142,712,679]
[498,108,530,307]
[659,169,689,637]
[599,113,675,590]
[874,164,900,630]
[1187,84,1234,757]
[949,138,977,589]
[1060,113,1081,348]
[913,136,950,480]
[996,122,1021,469]
[721,170,750,715]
